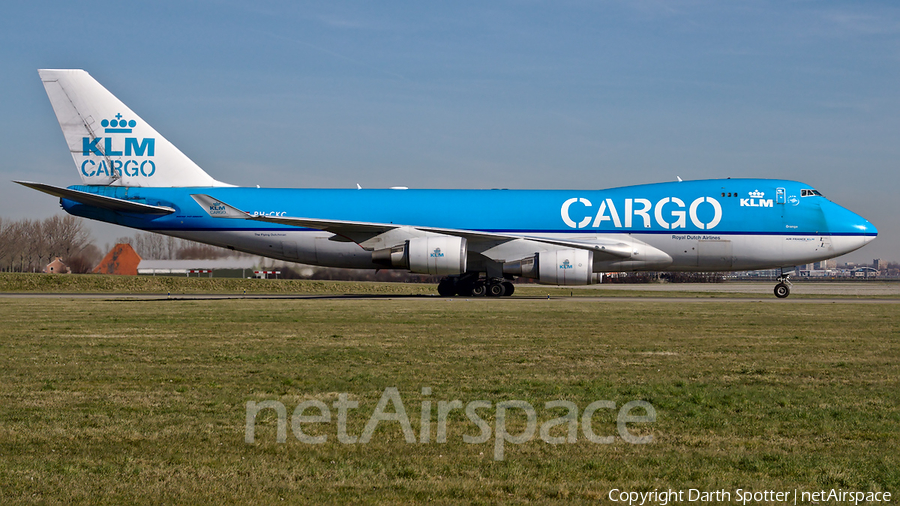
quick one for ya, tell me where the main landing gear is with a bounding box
[437,274,515,297]
[774,271,792,299]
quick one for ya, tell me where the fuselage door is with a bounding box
[776,188,786,204]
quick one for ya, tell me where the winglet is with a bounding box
[191,194,250,219]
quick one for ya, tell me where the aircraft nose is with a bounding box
[825,201,877,253]
[844,209,877,243]
[859,220,878,245]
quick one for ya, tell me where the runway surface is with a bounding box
[2,281,898,303]
[1,293,897,304]
[575,281,900,296]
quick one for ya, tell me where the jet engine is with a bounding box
[372,235,467,275]
[503,249,594,285]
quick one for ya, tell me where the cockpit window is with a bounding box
[801,189,822,197]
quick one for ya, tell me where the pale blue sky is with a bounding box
[2,1,897,263]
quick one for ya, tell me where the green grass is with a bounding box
[0,272,438,295]
[0,296,897,503]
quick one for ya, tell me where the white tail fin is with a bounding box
[39,69,230,187]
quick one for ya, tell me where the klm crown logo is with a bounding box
[741,189,773,208]
[559,259,573,270]
[101,113,137,134]
[430,248,444,258]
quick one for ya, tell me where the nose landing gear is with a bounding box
[774,271,792,298]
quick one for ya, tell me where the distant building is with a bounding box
[44,257,70,274]
[137,258,259,276]
[93,244,142,275]
[853,267,879,278]
[815,259,836,270]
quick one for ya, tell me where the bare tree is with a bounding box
[43,215,91,261]
[0,218,9,271]
[132,232,167,259]
[67,243,102,273]
[7,221,28,272]
[166,236,178,260]
[0,218,17,272]
[110,231,248,260]
[115,236,134,247]
[176,242,232,260]
[22,220,47,272]
[0,215,95,272]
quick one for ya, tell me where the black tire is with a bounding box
[488,282,505,297]
[471,283,487,297]
[774,282,790,298]
[457,282,474,297]
[437,279,455,297]
[502,281,515,296]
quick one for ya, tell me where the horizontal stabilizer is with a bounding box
[15,181,175,214]
[190,194,251,219]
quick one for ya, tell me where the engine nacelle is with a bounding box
[503,249,594,285]
[372,235,467,275]
[409,236,467,275]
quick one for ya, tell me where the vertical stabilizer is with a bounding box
[39,69,230,187]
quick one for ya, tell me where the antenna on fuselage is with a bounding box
[676,176,683,182]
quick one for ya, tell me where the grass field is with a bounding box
[0,282,898,503]
[0,272,437,296]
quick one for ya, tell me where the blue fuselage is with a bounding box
[61,178,877,272]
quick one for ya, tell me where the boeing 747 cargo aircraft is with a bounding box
[18,70,878,297]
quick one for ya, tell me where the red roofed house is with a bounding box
[93,243,142,276]
[44,257,70,274]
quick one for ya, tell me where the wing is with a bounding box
[17,181,175,214]
[190,194,633,259]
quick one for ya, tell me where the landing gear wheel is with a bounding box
[450,275,515,297]
[774,269,793,299]
[437,278,455,297]
[774,282,790,298]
